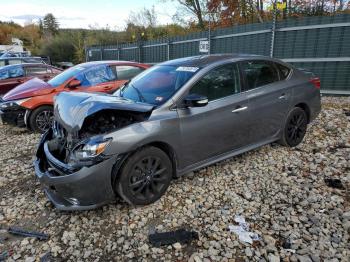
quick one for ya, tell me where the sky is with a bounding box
[0,0,178,30]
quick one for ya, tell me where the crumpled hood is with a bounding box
[3,77,53,101]
[54,92,154,133]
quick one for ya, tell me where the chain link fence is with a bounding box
[86,14,350,94]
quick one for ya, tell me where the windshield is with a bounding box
[117,65,198,105]
[48,66,85,87]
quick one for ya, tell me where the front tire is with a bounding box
[114,147,173,206]
[279,107,308,147]
[28,106,54,133]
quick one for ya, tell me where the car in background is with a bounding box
[0,61,150,132]
[0,57,46,67]
[0,64,63,95]
[34,54,321,210]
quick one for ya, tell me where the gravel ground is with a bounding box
[0,96,349,262]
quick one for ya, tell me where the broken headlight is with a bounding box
[72,139,111,160]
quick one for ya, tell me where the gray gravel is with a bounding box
[0,96,349,261]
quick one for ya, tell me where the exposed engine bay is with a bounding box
[79,109,149,138]
[47,109,151,165]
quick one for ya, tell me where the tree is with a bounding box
[42,13,59,36]
[171,0,208,29]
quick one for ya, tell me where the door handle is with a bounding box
[232,106,248,113]
[279,94,286,100]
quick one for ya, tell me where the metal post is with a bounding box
[138,43,142,62]
[100,47,103,60]
[167,41,170,60]
[208,18,211,55]
[117,48,120,60]
[270,1,277,57]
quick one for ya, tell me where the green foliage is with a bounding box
[40,36,75,62]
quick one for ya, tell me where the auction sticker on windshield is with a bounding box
[176,66,199,72]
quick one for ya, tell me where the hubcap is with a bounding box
[129,156,168,200]
[286,112,306,144]
[36,110,54,132]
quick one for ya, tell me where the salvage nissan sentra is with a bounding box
[34,54,321,210]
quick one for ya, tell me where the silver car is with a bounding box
[34,54,321,210]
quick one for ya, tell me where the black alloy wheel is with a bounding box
[280,107,308,147]
[29,106,54,133]
[115,146,173,205]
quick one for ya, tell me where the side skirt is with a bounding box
[176,137,278,177]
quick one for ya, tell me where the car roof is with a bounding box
[0,63,63,71]
[159,54,270,67]
[78,60,147,69]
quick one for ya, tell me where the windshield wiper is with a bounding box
[119,80,130,97]
[131,84,146,103]
[119,80,146,103]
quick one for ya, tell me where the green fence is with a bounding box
[86,14,350,94]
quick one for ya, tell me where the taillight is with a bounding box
[309,77,321,89]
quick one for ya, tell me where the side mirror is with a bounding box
[183,93,208,107]
[67,79,81,89]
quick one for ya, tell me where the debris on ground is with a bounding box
[324,178,345,190]
[8,227,49,241]
[0,250,13,261]
[149,228,199,247]
[228,215,261,244]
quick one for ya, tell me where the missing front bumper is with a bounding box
[34,129,118,211]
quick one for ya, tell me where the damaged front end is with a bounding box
[34,92,154,210]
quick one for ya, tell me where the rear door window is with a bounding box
[190,63,241,101]
[0,70,9,80]
[8,66,24,78]
[114,65,144,80]
[80,65,116,87]
[275,63,291,80]
[241,60,279,90]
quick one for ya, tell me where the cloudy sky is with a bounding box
[0,0,178,30]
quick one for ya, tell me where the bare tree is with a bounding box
[173,0,208,29]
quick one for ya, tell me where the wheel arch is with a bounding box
[294,102,311,123]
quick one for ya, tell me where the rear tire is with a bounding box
[279,107,308,147]
[28,106,54,133]
[114,146,173,206]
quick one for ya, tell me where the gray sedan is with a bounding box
[34,54,321,210]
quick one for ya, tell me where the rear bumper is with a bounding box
[34,130,118,211]
[309,90,322,122]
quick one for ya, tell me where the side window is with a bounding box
[8,59,22,65]
[115,66,144,80]
[241,60,279,90]
[190,63,240,101]
[0,61,5,67]
[0,70,9,80]
[25,66,48,76]
[275,63,291,80]
[8,66,24,78]
[82,65,116,87]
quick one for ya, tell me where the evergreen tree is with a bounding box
[42,13,59,36]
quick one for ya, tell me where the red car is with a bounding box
[0,61,150,132]
[0,63,62,95]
